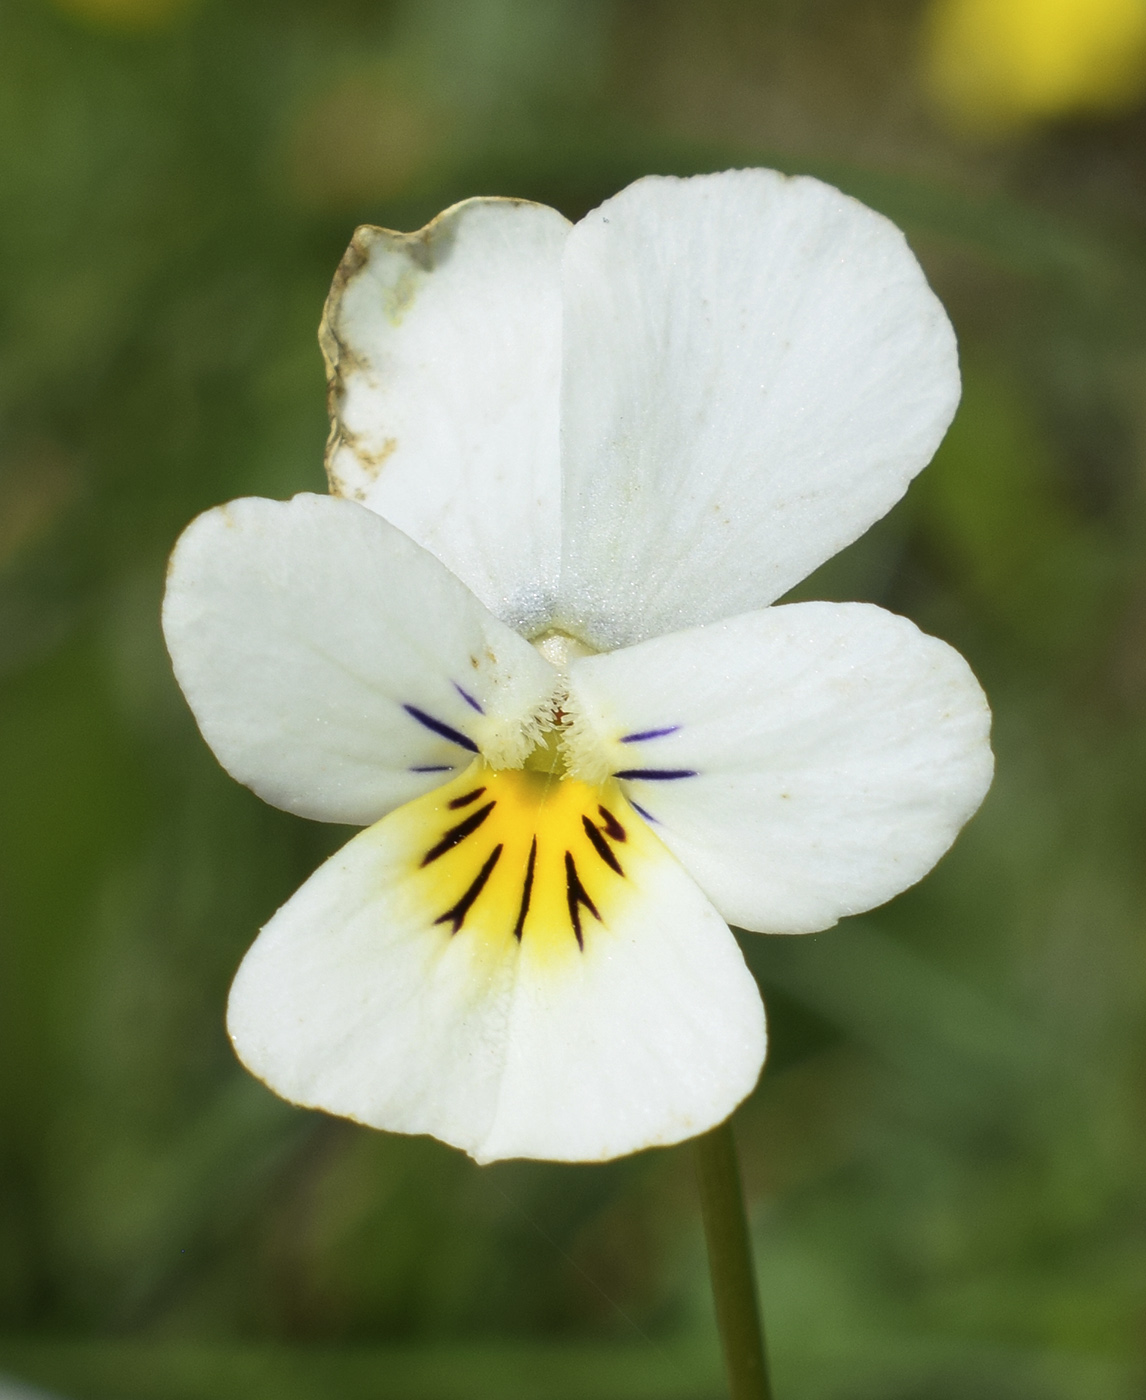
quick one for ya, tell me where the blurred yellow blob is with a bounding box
[924,0,1146,130]
[51,0,196,31]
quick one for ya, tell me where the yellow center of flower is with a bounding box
[390,757,654,968]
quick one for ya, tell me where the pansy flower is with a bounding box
[163,170,993,1165]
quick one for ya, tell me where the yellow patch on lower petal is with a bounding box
[382,762,656,970]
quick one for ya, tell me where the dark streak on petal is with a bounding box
[614,768,697,781]
[454,682,485,715]
[619,726,680,743]
[630,801,658,824]
[410,765,454,773]
[564,851,600,951]
[403,704,479,753]
[421,801,495,865]
[434,844,503,933]
[513,837,537,942]
[597,805,626,842]
[582,814,623,875]
[448,786,486,810]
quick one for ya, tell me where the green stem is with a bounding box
[694,1117,773,1400]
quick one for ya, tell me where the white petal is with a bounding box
[321,198,569,632]
[554,170,960,649]
[566,602,993,934]
[227,764,766,1163]
[162,493,557,826]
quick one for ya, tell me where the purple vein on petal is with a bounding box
[410,765,456,773]
[613,769,697,781]
[619,726,680,743]
[454,682,485,715]
[403,704,479,753]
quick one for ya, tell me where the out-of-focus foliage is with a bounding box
[49,0,198,35]
[923,0,1146,132]
[1,1,1146,1398]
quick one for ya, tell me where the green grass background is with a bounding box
[2,1,1146,1396]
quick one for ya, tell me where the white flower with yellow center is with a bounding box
[162,170,993,1165]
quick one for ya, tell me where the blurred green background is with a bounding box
[2,0,1146,1397]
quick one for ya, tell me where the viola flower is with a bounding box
[162,170,992,1165]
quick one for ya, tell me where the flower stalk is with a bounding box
[695,1117,773,1400]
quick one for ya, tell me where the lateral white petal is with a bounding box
[555,170,960,649]
[566,602,993,933]
[162,494,556,826]
[227,765,766,1164]
[321,198,569,632]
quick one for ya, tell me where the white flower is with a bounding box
[162,169,993,1165]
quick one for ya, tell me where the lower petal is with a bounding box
[227,763,765,1163]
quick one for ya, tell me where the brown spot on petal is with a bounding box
[368,436,398,474]
[319,202,524,499]
[327,422,398,493]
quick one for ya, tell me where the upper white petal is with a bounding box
[566,602,993,933]
[554,170,960,649]
[321,197,570,633]
[227,767,766,1163]
[161,493,557,826]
